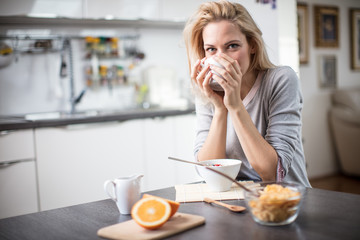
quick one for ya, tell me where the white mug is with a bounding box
[104,174,143,214]
[201,57,225,91]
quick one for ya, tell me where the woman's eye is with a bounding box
[228,44,239,49]
[206,47,216,53]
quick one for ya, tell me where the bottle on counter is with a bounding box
[116,65,126,85]
[99,65,108,86]
[84,65,93,87]
[111,38,119,57]
[90,53,100,87]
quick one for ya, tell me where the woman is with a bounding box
[183,0,311,187]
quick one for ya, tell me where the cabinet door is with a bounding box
[160,0,204,20]
[0,160,38,219]
[143,114,201,191]
[0,129,38,219]
[35,120,145,211]
[86,0,160,20]
[31,0,83,18]
[0,129,35,163]
[173,114,202,185]
[143,117,175,191]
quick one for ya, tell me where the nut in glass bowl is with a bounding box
[244,181,305,226]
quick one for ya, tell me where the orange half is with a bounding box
[131,197,171,230]
[142,194,180,218]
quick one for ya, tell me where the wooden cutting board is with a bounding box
[97,213,205,240]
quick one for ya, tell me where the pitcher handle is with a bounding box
[104,180,117,201]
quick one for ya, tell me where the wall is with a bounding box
[0,0,280,115]
[278,0,299,73]
[296,0,360,179]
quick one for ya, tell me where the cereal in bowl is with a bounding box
[248,184,301,223]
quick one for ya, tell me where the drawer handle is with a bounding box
[0,159,33,168]
[0,130,15,136]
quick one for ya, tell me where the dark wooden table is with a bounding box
[1,187,360,240]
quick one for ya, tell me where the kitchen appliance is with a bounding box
[144,66,185,108]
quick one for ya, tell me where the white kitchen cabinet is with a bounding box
[86,0,160,20]
[160,0,205,21]
[0,129,38,219]
[143,114,200,192]
[0,129,35,163]
[35,120,145,211]
[143,117,175,191]
[173,114,202,185]
[0,0,82,18]
[0,0,194,20]
[34,114,198,211]
[85,0,201,21]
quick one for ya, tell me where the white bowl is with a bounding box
[196,159,241,192]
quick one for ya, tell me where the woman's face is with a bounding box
[202,20,253,74]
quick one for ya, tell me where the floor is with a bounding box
[309,174,360,195]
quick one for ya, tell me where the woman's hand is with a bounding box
[209,54,243,111]
[192,57,228,162]
[191,58,226,111]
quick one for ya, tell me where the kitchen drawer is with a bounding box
[0,129,35,163]
[0,160,39,219]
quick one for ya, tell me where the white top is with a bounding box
[194,66,311,187]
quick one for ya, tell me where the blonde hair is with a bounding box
[183,0,275,74]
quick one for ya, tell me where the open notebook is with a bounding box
[175,181,259,203]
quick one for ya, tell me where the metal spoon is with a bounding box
[203,197,246,212]
[168,156,208,166]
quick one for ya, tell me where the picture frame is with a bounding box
[318,55,337,88]
[297,3,309,64]
[350,8,360,70]
[314,5,339,48]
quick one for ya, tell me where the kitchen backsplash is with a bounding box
[0,26,191,115]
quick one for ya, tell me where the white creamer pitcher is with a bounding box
[104,174,143,214]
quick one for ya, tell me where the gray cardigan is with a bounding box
[194,66,311,187]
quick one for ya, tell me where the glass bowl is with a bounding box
[244,181,305,226]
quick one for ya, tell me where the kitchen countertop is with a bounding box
[0,106,195,131]
[0,186,359,240]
